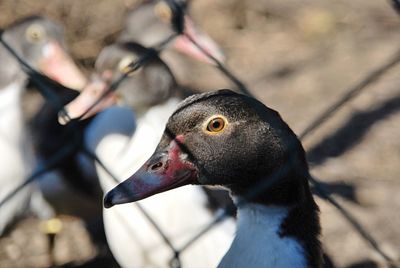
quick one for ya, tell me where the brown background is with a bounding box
[1,0,400,267]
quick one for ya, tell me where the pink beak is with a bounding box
[173,15,225,64]
[38,41,87,91]
[58,77,117,125]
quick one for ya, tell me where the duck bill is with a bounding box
[104,137,197,208]
[173,15,225,64]
[38,40,87,91]
[58,78,117,125]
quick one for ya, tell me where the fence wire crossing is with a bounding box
[0,0,399,267]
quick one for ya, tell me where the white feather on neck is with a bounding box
[218,203,307,268]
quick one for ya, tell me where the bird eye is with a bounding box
[205,116,227,134]
[118,56,138,76]
[26,24,46,43]
[154,1,172,23]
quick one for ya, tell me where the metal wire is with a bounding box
[308,176,396,265]
[0,0,398,266]
[299,48,400,141]
[183,32,251,96]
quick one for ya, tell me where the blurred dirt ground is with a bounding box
[1,0,400,267]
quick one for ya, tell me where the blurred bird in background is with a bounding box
[0,16,86,235]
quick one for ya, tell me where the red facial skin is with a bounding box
[163,135,196,183]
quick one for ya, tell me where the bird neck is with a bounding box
[219,202,321,268]
[128,89,180,117]
[219,204,307,268]
[225,167,322,267]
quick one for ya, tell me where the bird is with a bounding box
[119,0,225,86]
[104,89,323,268]
[0,16,86,235]
[61,42,236,268]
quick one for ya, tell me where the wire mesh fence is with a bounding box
[0,0,399,267]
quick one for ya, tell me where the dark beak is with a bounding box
[104,137,197,208]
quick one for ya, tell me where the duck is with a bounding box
[104,89,323,268]
[61,42,236,267]
[119,0,225,85]
[0,16,86,234]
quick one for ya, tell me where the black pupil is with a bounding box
[210,119,223,131]
[212,121,220,129]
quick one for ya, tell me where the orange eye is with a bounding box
[206,117,226,133]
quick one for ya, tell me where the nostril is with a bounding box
[150,162,163,171]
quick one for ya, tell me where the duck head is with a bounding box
[120,0,225,64]
[0,16,86,90]
[104,89,311,208]
[59,42,177,123]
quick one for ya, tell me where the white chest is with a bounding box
[0,83,34,181]
[219,204,307,268]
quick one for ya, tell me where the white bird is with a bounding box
[0,16,86,235]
